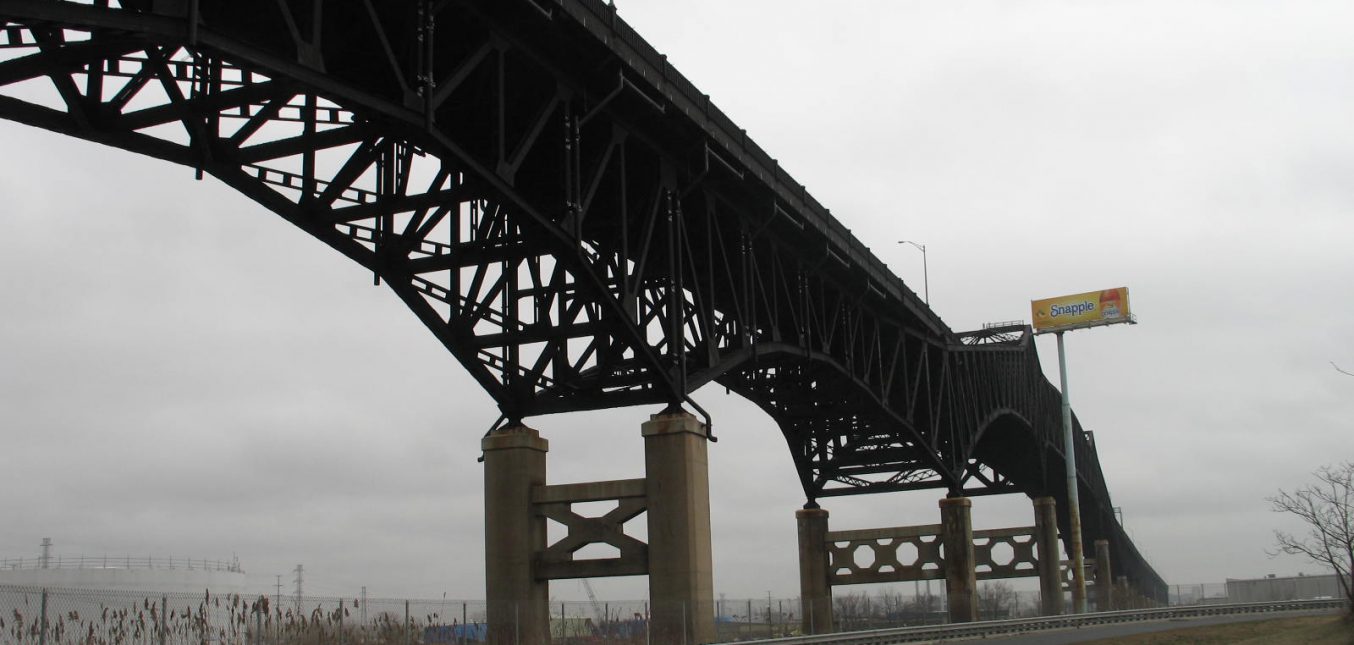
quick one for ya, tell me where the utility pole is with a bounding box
[40,538,52,569]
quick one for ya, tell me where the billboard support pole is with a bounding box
[1057,330,1088,613]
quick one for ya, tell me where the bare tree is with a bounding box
[905,588,940,617]
[1268,462,1354,615]
[833,591,874,630]
[977,581,1019,619]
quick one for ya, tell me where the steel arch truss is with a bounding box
[0,0,1165,600]
[0,0,956,476]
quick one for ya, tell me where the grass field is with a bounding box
[1081,613,1354,645]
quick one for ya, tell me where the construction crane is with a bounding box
[581,580,606,635]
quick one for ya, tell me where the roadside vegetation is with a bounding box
[1082,613,1353,645]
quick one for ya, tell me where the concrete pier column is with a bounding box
[1094,539,1113,612]
[796,506,833,634]
[482,425,550,645]
[1115,576,1131,609]
[1033,497,1065,616]
[643,410,715,644]
[939,496,978,623]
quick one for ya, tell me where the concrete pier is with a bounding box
[643,410,715,644]
[939,496,978,623]
[1094,539,1113,612]
[796,506,833,634]
[482,425,550,645]
[1033,497,1064,616]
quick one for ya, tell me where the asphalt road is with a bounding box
[964,609,1340,644]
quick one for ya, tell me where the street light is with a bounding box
[896,240,929,305]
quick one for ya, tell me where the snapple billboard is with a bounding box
[1031,287,1133,334]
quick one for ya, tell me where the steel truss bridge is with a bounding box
[0,0,1165,599]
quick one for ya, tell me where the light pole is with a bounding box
[897,240,928,305]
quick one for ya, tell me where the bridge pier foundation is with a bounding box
[1033,497,1065,616]
[939,496,978,623]
[1094,539,1113,612]
[793,494,1074,630]
[795,506,833,634]
[481,425,550,645]
[643,410,716,644]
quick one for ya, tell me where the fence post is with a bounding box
[338,598,345,645]
[38,589,47,645]
[161,596,168,645]
[405,600,411,645]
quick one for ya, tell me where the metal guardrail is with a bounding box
[718,599,1349,644]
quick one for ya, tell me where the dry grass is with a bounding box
[1081,613,1354,645]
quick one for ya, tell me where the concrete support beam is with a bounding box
[939,496,978,623]
[482,425,550,645]
[796,507,833,634]
[1094,539,1113,612]
[643,410,715,644]
[1033,497,1064,616]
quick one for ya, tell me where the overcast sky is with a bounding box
[2,1,1352,602]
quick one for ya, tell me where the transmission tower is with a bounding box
[293,564,304,613]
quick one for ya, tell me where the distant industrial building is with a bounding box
[1225,573,1344,602]
[0,538,246,593]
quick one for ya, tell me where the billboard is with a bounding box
[1031,287,1132,333]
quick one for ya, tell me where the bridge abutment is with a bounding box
[795,506,833,634]
[481,425,551,645]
